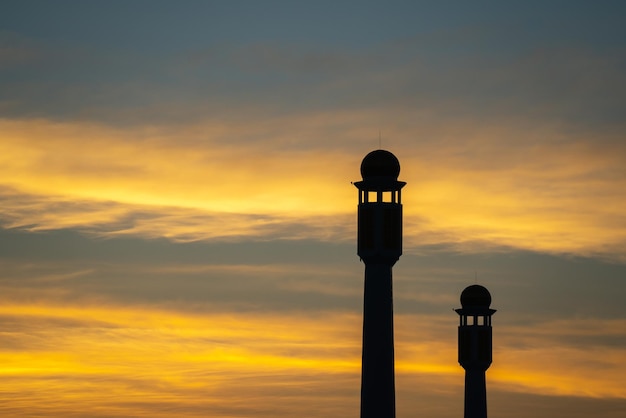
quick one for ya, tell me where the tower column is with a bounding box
[360,264,395,418]
[464,370,487,418]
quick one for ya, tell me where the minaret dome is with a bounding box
[460,285,492,309]
[360,150,401,180]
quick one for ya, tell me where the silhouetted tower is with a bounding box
[455,285,496,418]
[354,150,406,418]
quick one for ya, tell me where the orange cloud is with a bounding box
[2,115,626,258]
[0,302,622,418]
[0,302,362,416]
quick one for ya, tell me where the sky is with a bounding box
[1,1,625,417]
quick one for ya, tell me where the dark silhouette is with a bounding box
[354,150,406,418]
[455,285,496,418]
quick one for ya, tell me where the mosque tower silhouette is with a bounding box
[354,149,405,418]
[455,284,496,418]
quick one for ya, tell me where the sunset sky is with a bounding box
[1,1,625,417]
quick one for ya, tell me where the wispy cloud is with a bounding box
[2,115,625,258]
[0,302,622,417]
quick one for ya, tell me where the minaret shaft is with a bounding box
[360,264,395,418]
[464,370,487,418]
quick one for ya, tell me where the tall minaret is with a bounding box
[455,285,496,418]
[354,150,406,418]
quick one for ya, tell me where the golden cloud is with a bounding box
[0,302,622,418]
[2,116,626,257]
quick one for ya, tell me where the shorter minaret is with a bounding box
[455,285,496,418]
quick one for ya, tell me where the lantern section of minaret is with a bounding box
[355,150,406,265]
